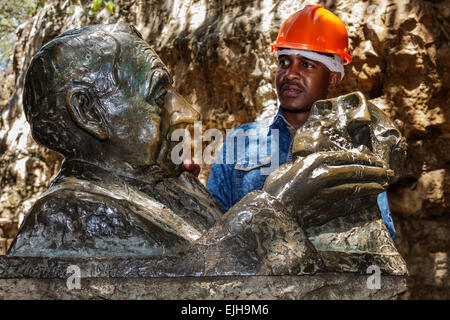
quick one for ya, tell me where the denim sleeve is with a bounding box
[207,144,233,212]
[377,191,396,243]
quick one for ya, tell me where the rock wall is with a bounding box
[0,0,448,299]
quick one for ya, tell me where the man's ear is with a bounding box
[328,72,341,90]
[66,87,108,140]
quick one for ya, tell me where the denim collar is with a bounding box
[270,106,297,137]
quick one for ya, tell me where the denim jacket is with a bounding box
[207,107,397,243]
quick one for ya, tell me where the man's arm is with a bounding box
[377,191,397,243]
[206,144,234,211]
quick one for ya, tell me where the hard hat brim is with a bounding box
[272,42,352,65]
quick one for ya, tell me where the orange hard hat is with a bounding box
[272,5,352,64]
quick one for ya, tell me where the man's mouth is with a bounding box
[281,83,305,97]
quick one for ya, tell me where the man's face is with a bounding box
[276,51,331,113]
[105,34,199,176]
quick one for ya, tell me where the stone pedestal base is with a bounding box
[0,274,406,300]
[0,256,407,299]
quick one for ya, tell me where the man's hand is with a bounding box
[263,151,394,227]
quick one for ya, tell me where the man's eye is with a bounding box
[303,61,313,68]
[279,59,289,67]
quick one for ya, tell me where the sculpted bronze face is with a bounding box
[23,23,199,181]
[293,92,407,181]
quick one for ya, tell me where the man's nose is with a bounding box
[286,62,302,80]
[165,89,200,125]
[340,92,372,149]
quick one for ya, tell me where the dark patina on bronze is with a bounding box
[2,23,407,279]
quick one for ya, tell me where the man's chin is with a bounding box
[280,105,311,114]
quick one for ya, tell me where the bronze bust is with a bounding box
[8,23,407,277]
[9,23,223,257]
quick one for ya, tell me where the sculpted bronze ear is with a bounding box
[66,87,108,140]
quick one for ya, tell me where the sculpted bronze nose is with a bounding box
[340,92,372,150]
[165,89,200,126]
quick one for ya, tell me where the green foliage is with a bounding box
[104,1,116,14]
[0,0,45,34]
[91,0,102,11]
[0,0,117,71]
[90,0,116,14]
[0,0,47,71]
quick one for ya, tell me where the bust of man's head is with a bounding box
[23,23,199,180]
[293,92,407,182]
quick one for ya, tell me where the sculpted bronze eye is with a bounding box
[148,68,170,107]
[154,86,168,107]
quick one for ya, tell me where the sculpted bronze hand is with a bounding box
[264,92,407,227]
[265,151,392,226]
